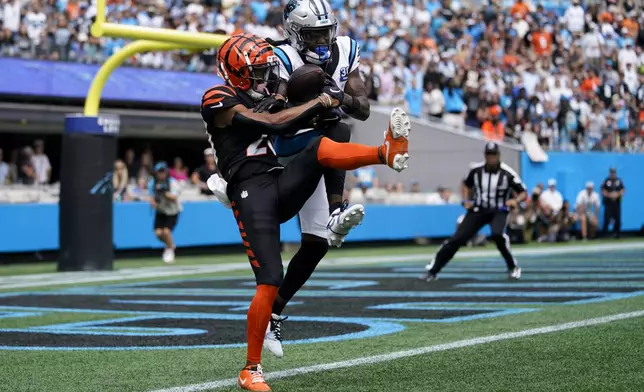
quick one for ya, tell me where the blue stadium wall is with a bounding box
[521,152,644,233]
[0,58,224,104]
[1,152,642,253]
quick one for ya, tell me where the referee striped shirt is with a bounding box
[463,162,527,210]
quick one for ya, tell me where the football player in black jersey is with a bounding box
[200,33,411,392]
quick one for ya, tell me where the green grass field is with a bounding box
[1,240,643,392]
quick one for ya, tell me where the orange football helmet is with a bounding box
[217,34,280,100]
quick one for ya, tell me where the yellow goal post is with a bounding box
[84,0,229,116]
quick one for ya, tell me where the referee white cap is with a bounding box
[204,148,215,156]
[586,181,594,188]
[548,178,556,186]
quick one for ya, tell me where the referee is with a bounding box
[421,142,527,281]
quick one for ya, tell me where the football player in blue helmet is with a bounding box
[255,0,409,360]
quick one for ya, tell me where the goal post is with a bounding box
[57,4,229,271]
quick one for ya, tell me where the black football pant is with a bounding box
[228,137,326,287]
[429,210,518,275]
[273,123,351,313]
[602,202,622,237]
[323,122,351,212]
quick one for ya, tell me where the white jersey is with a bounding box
[272,36,361,157]
[274,36,361,91]
[575,190,600,214]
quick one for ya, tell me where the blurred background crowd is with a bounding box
[0,143,620,245]
[1,0,643,152]
[0,0,640,243]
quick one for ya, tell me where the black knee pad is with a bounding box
[300,234,329,263]
[324,122,352,143]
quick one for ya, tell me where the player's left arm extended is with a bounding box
[510,176,528,205]
[342,69,370,121]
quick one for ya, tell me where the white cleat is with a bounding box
[381,107,411,172]
[326,203,365,248]
[162,248,175,264]
[263,313,286,358]
[509,267,521,280]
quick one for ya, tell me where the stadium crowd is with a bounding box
[1,0,643,151]
[0,143,462,206]
[0,144,625,244]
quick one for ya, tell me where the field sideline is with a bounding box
[1,240,643,392]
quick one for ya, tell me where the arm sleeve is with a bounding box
[231,101,324,136]
[348,38,360,73]
[463,169,475,188]
[510,173,527,193]
[601,179,608,191]
[148,181,154,196]
[200,85,241,123]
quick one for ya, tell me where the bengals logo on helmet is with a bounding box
[217,34,278,93]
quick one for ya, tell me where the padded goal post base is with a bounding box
[58,114,119,272]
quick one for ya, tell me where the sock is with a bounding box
[317,138,382,170]
[324,170,346,212]
[246,284,278,365]
[274,237,328,315]
[329,201,342,214]
[271,295,287,316]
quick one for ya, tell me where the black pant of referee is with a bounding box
[426,208,518,278]
[421,142,526,281]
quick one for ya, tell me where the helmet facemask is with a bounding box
[240,54,281,101]
[297,24,337,64]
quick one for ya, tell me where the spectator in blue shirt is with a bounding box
[353,167,378,190]
[405,78,424,118]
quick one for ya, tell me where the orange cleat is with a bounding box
[379,107,411,172]
[238,364,271,391]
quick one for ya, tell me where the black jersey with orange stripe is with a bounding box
[200,85,281,184]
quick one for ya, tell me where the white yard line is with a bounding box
[1,242,643,290]
[150,310,644,392]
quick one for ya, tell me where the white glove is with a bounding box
[206,173,232,209]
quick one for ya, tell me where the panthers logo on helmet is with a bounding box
[284,0,299,20]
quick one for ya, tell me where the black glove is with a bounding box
[253,95,286,113]
[314,108,342,128]
[321,74,345,104]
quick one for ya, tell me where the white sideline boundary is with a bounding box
[1,242,643,289]
[150,310,644,392]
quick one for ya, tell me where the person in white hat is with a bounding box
[540,178,563,215]
[575,181,600,240]
[191,148,218,196]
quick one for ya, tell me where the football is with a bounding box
[286,64,326,104]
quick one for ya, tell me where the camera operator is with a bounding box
[150,162,182,263]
